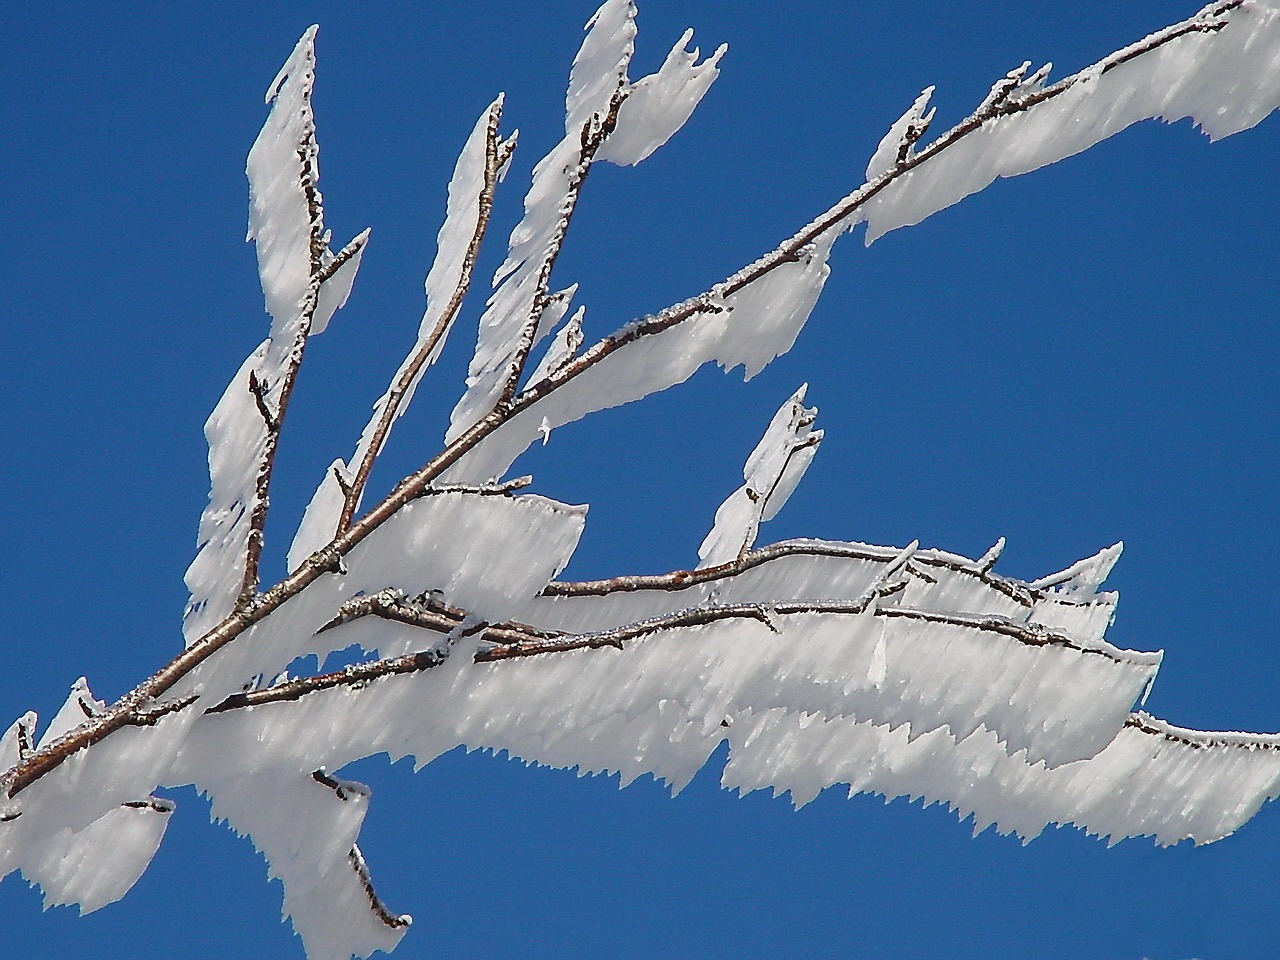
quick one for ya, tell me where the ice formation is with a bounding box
[4,2,1280,959]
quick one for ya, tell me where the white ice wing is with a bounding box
[184,340,270,644]
[1029,542,1123,596]
[446,4,636,443]
[762,439,819,522]
[721,708,1280,847]
[420,98,506,370]
[36,678,105,751]
[443,223,842,484]
[289,103,500,573]
[862,2,1280,243]
[310,230,370,336]
[865,86,936,181]
[179,592,1156,810]
[0,701,199,893]
[699,384,821,567]
[248,596,1153,772]
[196,769,408,960]
[17,798,174,914]
[568,0,638,133]
[287,460,351,574]
[597,29,728,166]
[176,491,587,706]
[527,305,586,386]
[0,713,35,775]
[247,26,323,365]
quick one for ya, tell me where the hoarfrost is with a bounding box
[698,385,823,567]
[862,2,1280,243]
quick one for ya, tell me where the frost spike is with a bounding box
[35,677,105,752]
[1028,542,1123,595]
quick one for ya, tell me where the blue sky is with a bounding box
[1,2,1278,958]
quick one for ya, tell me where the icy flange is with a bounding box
[721,708,1280,847]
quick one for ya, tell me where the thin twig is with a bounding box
[338,99,511,532]
[497,90,626,411]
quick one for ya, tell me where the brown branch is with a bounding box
[349,845,411,930]
[337,99,510,533]
[242,229,370,603]
[1125,713,1280,752]
[0,3,1236,800]
[497,90,626,411]
[201,574,1162,721]
[543,539,1038,606]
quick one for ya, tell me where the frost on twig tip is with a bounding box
[699,385,823,568]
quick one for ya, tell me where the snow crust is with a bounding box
[861,3,1280,243]
[698,385,822,567]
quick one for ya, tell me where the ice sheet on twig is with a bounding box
[862,3,1280,243]
[446,0,637,442]
[722,708,1280,846]
[699,385,822,567]
[444,223,842,484]
[197,769,408,960]
[180,491,587,705]
[597,28,727,166]
[16,799,174,914]
[188,28,367,642]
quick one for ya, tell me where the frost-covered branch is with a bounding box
[5,5,1280,953]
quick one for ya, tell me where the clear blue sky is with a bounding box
[2,2,1278,958]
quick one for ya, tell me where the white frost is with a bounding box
[596,28,727,166]
[443,223,842,484]
[289,99,502,572]
[722,708,1280,846]
[698,384,823,567]
[862,2,1280,243]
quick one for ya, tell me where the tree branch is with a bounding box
[0,2,1235,800]
[497,90,626,411]
[337,99,512,533]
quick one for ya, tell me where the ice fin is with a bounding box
[1029,542,1123,596]
[36,678,105,751]
[0,712,36,774]
[598,28,728,166]
[866,86,936,181]
[698,385,822,567]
